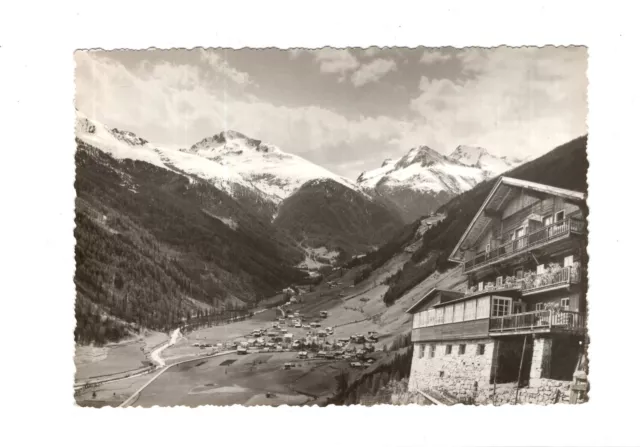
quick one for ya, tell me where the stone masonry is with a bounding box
[408,339,495,401]
[408,336,576,405]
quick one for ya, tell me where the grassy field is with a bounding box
[131,352,351,407]
[75,373,153,408]
[74,330,167,381]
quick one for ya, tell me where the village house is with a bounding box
[407,177,588,405]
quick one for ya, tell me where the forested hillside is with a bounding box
[274,179,404,255]
[74,140,306,344]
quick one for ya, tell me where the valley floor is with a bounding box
[74,251,467,407]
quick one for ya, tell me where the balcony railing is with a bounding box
[489,309,585,334]
[520,266,580,295]
[463,217,585,273]
[464,266,581,298]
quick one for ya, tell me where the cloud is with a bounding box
[313,48,359,80]
[198,49,254,85]
[419,50,452,65]
[74,51,408,178]
[350,58,397,87]
[403,46,588,158]
[74,47,588,179]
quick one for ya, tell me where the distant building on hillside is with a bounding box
[407,177,588,405]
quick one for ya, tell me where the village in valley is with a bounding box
[75,173,589,407]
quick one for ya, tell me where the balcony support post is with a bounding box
[514,335,528,404]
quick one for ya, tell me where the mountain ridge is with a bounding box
[356,143,524,222]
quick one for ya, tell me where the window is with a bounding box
[444,305,454,324]
[513,301,524,314]
[514,268,524,279]
[419,310,427,328]
[513,227,526,249]
[491,297,512,317]
[564,255,574,268]
[419,344,425,359]
[478,281,484,292]
[555,210,565,222]
[458,344,466,355]
[476,344,485,355]
[445,345,452,355]
[560,298,570,310]
[477,297,490,319]
[454,303,464,323]
[543,214,553,227]
[426,309,435,327]
[463,299,476,321]
[535,302,545,311]
[435,308,444,325]
[429,345,436,358]
[496,276,503,287]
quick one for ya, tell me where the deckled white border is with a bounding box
[2,1,639,446]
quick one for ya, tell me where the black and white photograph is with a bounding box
[72,46,590,408]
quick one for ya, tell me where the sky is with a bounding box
[75,46,588,179]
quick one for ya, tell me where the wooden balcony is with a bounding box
[462,217,585,274]
[464,266,581,298]
[520,266,580,296]
[489,309,585,336]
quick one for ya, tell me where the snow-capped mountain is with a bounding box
[75,111,365,207]
[357,144,524,222]
[75,111,255,195]
[184,130,364,203]
[75,110,403,258]
[358,145,487,194]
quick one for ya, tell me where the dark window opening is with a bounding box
[549,337,582,381]
[429,345,436,358]
[445,345,452,355]
[490,336,533,385]
[439,371,444,378]
[458,344,466,355]
[477,344,485,355]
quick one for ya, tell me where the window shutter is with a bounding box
[478,281,484,291]
[564,255,574,267]
[536,264,546,274]
[496,276,503,287]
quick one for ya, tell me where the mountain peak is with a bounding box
[190,130,282,155]
[396,145,447,169]
[449,145,491,167]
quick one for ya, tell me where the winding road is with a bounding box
[150,328,181,367]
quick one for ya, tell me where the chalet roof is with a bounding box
[406,288,464,314]
[432,288,522,307]
[449,177,586,263]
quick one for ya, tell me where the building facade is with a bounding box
[407,177,588,405]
